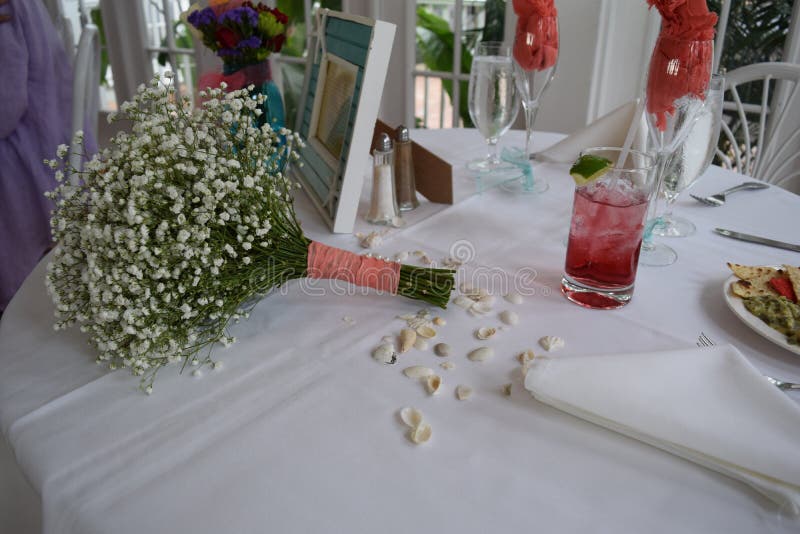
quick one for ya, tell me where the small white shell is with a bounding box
[504,293,523,305]
[475,326,497,340]
[432,317,446,326]
[518,349,536,364]
[453,295,474,309]
[469,301,493,316]
[424,375,442,395]
[342,315,355,325]
[539,336,565,352]
[440,361,455,370]
[434,343,451,357]
[413,250,426,257]
[502,383,512,396]
[409,422,432,444]
[456,385,473,400]
[413,338,428,351]
[394,251,409,262]
[403,365,435,378]
[372,343,396,364]
[468,347,494,362]
[499,310,519,326]
[400,407,423,428]
[459,283,488,299]
[416,325,437,339]
[399,328,417,353]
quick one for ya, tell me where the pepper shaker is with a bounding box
[366,133,399,225]
[394,126,419,211]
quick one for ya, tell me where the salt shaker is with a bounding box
[366,133,399,225]
[394,125,419,211]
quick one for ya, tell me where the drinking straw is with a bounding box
[616,97,644,170]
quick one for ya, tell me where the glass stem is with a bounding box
[487,138,499,164]
[524,102,540,160]
[643,151,671,244]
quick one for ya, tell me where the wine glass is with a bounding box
[653,73,725,237]
[639,35,713,267]
[466,42,520,174]
[502,13,559,194]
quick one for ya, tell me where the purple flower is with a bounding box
[187,7,216,28]
[218,48,243,57]
[237,36,262,49]
[219,7,258,28]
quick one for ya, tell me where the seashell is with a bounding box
[499,310,519,326]
[420,254,433,265]
[469,300,493,316]
[424,374,442,395]
[440,361,455,370]
[399,407,424,428]
[468,347,494,362]
[397,313,416,321]
[503,383,512,396]
[434,343,451,357]
[456,385,473,400]
[342,315,355,325]
[409,422,432,444]
[433,317,446,326]
[518,349,536,364]
[504,293,523,305]
[407,317,431,330]
[413,338,428,351]
[459,283,488,299]
[394,251,409,262]
[413,250,426,257]
[372,343,396,364]
[453,295,474,309]
[475,294,496,306]
[416,325,437,339]
[539,336,565,352]
[403,365,434,378]
[475,326,497,340]
[399,328,417,353]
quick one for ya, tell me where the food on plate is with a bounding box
[742,296,800,346]
[728,262,800,345]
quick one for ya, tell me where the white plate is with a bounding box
[723,274,800,356]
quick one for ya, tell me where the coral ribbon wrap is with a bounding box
[307,241,401,294]
[646,0,717,130]
[512,0,558,71]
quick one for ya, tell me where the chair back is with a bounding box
[716,62,800,192]
[69,24,100,182]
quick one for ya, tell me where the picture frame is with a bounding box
[292,10,396,234]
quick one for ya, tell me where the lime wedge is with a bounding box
[570,155,613,186]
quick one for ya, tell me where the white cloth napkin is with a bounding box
[524,345,800,512]
[536,99,649,163]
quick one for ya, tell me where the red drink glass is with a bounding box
[561,148,657,309]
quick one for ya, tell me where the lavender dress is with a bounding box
[0,0,76,312]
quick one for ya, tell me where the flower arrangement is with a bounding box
[186,0,288,68]
[45,73,454,393]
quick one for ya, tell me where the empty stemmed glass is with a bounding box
[653,73,725,237]
[466,42,520,174]
[502,12,559,194]
[639,34,714,266]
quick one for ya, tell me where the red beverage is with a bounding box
[562,182,649,308]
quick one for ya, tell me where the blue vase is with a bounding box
[222,61,285,130]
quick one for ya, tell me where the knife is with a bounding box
[714,228,800,253]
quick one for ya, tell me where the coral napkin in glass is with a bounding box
[524,345,800,513]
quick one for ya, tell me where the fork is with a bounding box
[696,332,800,391]
[690,181,769,206]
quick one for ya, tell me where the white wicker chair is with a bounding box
[717,62,800,192]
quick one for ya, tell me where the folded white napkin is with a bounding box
[524,345,800,512]
[536,99,649,163]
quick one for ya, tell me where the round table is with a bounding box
[1,129,799,534]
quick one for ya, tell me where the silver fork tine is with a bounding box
[697,332,714,347]
[690,194,722,207]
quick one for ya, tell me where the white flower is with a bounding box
[57,144,69,158]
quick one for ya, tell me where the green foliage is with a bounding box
[90,8,110,86]
[415,1,506,128]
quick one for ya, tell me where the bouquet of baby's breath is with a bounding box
[46,73,454,393]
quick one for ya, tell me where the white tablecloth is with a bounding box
[2,129,799,534]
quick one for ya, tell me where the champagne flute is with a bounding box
[466,42,520,173]
[502,14,559,194]
[653,73,724,237]
[639,35,713,267]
